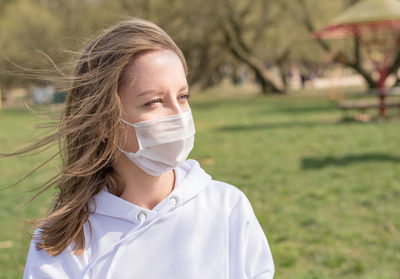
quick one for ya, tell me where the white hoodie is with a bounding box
[24,159,275,279]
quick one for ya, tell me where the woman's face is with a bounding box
[118,49,190,153]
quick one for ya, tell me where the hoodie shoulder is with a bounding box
[208,179,245,197]
[182,160,249,210]
[203,179,252,215]
[23,229,87,279]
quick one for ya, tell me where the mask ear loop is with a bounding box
[117,119,142,152]
[120,118,136,127]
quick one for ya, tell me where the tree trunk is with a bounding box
[219,0,283,94]
[227,43,282,94]
[222,25,283,94]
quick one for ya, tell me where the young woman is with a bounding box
[18,18,274,278]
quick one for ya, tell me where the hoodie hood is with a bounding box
[82,160,212,278]
[90,159,212,224]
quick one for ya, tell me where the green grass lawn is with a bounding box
[1,87,400,278]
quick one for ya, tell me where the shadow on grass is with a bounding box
[192,101,337,115]
[217,121,326,131]
[216,118,372,131]
[301,153,400,169]
[215,114,382,132]
[271,105,338,114]
[191,98,258,111]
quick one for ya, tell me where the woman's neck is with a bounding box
[113,155,175,210]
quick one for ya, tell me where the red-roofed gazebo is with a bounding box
[313,0,400,117]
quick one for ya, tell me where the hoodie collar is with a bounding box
[89,159,211,224]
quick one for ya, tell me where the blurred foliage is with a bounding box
[0,0,396,92]
[0,0,62,86]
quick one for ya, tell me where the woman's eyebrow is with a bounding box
[178,85,189,92]
[136,89,160,97]
[137,85,188,97]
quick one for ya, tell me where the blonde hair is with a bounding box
[1,18,187,256]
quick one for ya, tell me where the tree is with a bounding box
[0,0,63,87]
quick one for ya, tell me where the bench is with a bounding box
[338,99,400,119]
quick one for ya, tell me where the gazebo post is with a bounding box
[378,67,388,118]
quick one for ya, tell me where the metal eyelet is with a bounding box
[169,195,180,206]
[137,210,147,221]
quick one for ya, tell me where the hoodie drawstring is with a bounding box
[80,203,175,279]
[105,211,147,278]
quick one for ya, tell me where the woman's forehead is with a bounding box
[121,49,187,95]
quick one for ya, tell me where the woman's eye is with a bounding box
[179,94,190,100]
[144,98,162,106]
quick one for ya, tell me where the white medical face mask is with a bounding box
[118,109,195,176]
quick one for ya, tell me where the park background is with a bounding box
[1,0,400,278]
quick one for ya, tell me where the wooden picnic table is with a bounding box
[339,99,400,118]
